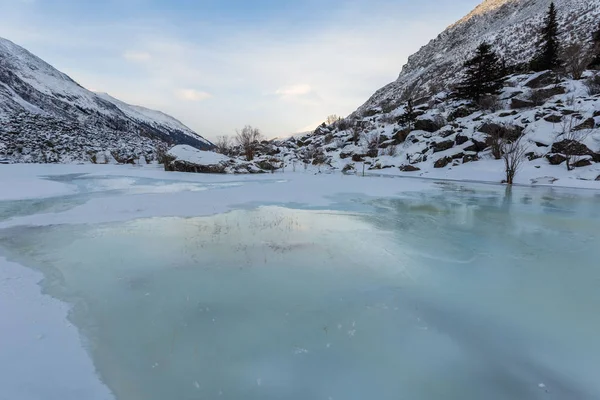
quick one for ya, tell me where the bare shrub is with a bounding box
[155,142,169,164]
[565,95,575,107]
[529,89,551,106]
[502,135,528,185]
[486,123,522,160]
[477,95,501,112]
[326,115,342,125]
[559,117,591,170]
[214,135,232,155]
[384,144,398,157]
[235,125,262,161]
[361,132,381,156]
[562,43,592,80]
[584,75,600,96]
[432,114,447,130]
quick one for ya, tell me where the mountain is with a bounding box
[200,0,600,182]
[0,37,212,163]
[358,0,600,114]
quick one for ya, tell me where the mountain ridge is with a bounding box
[0,36,212,163]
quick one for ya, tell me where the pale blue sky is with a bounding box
[0,0,480,139]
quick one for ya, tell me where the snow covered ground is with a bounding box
[1,164,599,400]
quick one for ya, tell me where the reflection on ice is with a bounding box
[0,183,599,400]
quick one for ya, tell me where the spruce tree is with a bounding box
[531,2,561,71]
[398,98,417,130]
[456,42,505,103]
[589,21,600,69]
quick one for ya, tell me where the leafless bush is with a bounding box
[214,135,232,155]
[562,43,592,80]
[565,95,575,107]
[477,95,501,112]
[584,75,600,96]
[350,126,361,146]
[502,135,528,185]
[432,114,447,130]
[155,142,169,164]
[486,123,522,160]
[326,115,342,125]
[383,144,398,157]
[559,117,591,170]
[361,132,380,155]
[235,125,262,161]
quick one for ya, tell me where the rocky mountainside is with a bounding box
[0,37,212,163]
[358,0,600,114]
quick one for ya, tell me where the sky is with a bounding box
[0,0,481,140]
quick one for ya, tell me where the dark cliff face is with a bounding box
[0,37,213,163]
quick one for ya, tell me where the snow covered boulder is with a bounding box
[164,145,267,174]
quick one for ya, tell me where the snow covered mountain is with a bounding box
[358,0,600,114]
[0,37,212,163]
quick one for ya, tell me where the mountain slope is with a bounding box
[358,0,600,114]
[0,37,212,163]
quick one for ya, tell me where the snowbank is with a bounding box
[0,257,114,400]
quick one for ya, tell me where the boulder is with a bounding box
[432,140,454,153]
[352,154,365,162]
[451,152,465,160]
[511,98,535,109]
[544,114,563,123]
[596,175,600,181]
[414,119,440,133]
[525,71,555,88]
[464,139,488,153]
[546,154,567,165]
[339,152,352,159]
[399,165,421,172]
[573,118,595,131]
[434,156,452,169]
[165,145,266,174]
[551,140,592,156]
[455,134,469,145]
[447,107,473,122]
[462,154,479,163]
[572,159,592,168]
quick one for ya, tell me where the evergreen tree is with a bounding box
[456,42,505,102]
[531,2,561,71]
[589,21,600,69]
[398,98,417,129]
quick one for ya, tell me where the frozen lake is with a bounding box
[1,167,599,400]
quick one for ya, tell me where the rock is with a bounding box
[392,128,411,143]
[525,71,555,88]
[536,86,566,99]
[168,159,227,174]
[546,154,567,165]
[561,109,577,115]
[511,98,535,109]
[256,160,278,171]
[572,159,592,168]
[434,156,452,168]
[366,148,379,158]
[451,152,465,159]
[414,119,440,133]
[535,142,549,147]
[551,140,592,156]
[455,134,469,145]
[464,139,488,153]
[399,165,421,172]
[544,114,562,123]
[462,154,479,163]
[594,110,600,118]
[342,164,355,173]
[339,152,352,159]
[498,111,518,117]
[447,107,473,122]
[352,154,365,162]
[432,140,454,153]
[596,175,600,181]
[573,118,595,131]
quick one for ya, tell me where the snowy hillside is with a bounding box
[358,0,600,114]
[0,37,212,163]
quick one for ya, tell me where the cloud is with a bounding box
[176,89,212,102]
[123,51,151,62]
[276,84,312,97]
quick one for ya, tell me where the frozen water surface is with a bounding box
[1,172,600,400]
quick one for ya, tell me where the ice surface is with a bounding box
[1,171,599,400]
